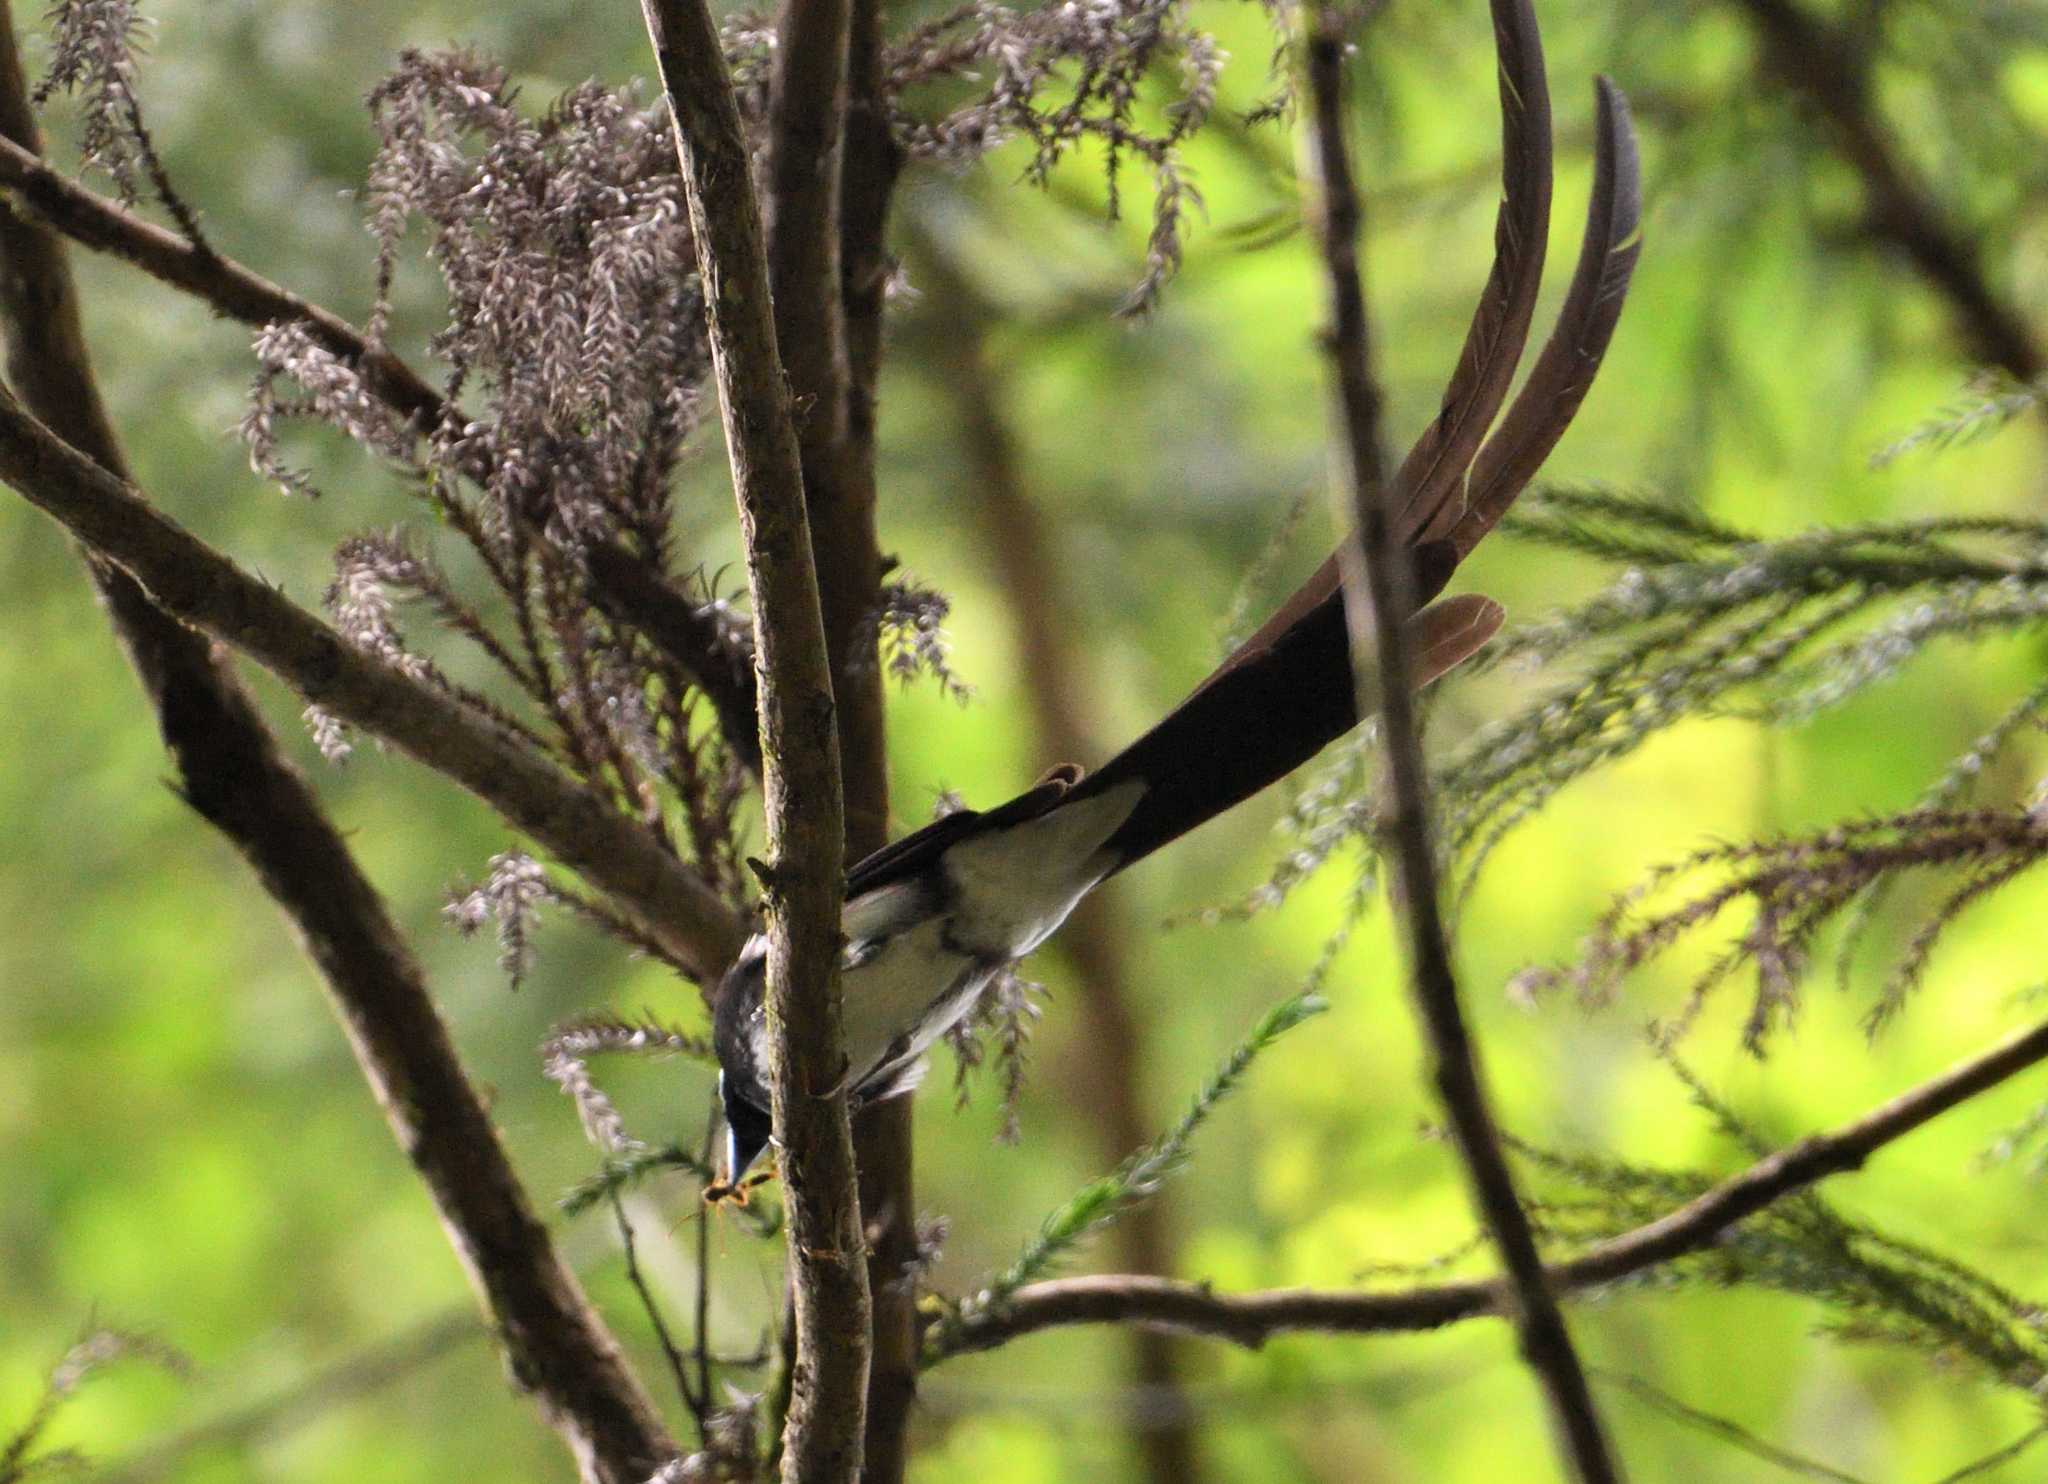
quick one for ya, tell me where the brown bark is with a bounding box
[0,12,676,1478]
[639,3,871,1479]
[0,389,745,981]
[0,131,446,422]
[824,3,917,1475]
[939,1005,2048,1353]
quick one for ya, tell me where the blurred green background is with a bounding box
[4,0,2048,1479]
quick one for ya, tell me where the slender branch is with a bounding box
[0,415,686,1484]
[765,0,851,462]
[0,391,746,982]
[0,14,679,1479]
[639,5,870,1483]
[935,1009,2048,1354]
[1300,8,1619,1482]
[0,131,777,778]
[608,1194,697,1420]
[1727,0,2044,379]
[763,0,894,864]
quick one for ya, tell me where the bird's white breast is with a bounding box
[939,781,1145,958]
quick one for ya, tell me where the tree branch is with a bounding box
[769,0,893,860]
[933,1007,2048,1355]
[0,392,746,982]
[1300,7,1620,1481]
[639,4,870,1481]
[0,18,682,1477]
[0,132,775,776]
[1728,0,2044,380]
[583,539,762,779]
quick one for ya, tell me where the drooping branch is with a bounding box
[933,1008,2048,1355]
[638,4,870,1482]
[1300,6,1620,1482]
[0,391,746,983]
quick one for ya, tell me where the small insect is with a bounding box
[702,1163,776,1207]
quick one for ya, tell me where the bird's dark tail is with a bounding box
[1066,41,1644,874]
[1077,588,1502,873]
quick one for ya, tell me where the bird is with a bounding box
[711,0,1643,1190]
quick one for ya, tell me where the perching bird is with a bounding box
[712,0,1643,1187]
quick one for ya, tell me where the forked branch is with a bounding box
[934,1009,2048,1354]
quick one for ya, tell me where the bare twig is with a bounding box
[0,389,746,982]
[933,1009,2048,1354]
[608,1194,697,1420]
[0,12,679,1479]
[1597,1370,1873,1484]
[639,4,870,1481]
[583,540,763,779]
[1300,6,1619,1481]
[1727,0,2044,379]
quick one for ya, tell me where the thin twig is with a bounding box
[1300,6,1618,1478]
[1597,1369,1873,1484]
[638,4,870,1482]
[583,540,763,779]
[931,1009,2048,1354]
[94,1313,479,1484]
[694,1108,717,1429]
[609,1193,697,1419]
[1926,1426,2048,1484]
[0,131,446,421]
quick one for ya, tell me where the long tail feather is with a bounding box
[1453,79,1644,561]
[1082,593,1503,871]
[1394,0,1554,545]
